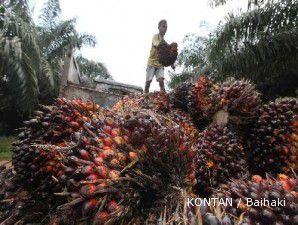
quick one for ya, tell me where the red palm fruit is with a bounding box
[101,149,115,160]
[97,166,109,179]
[188,149,196,159]
[86,173,99,181]
[82,136,91,146]
[105,117,114,126]
[111,128,121,137]
[129,152,139,161]
[70,121,80,129]
[94,156,104,165]
[95,211,109,225]
[109,170,120,179]
[103,137,113,147]
[187,170,196,180]
[82,199,98,216]
[278,175,295,191]
[123,135,129,142]
[140,144,148,153]
[79,149,90,160]
[113,136,124,145]
[252,175,263,183]
[281,180,292,191]
[80,184,96,199]
[110,158,120,167]
[57,170,64,177]
[97,182,107,190]
[103,146,112,150]
[95,156,104,165]
[179,143,188,153]
[56,98,64,105]
[81,165,94,175]
[46,166,53,172]
[103,125,112,134]
[82,116,89,122]
[107,200,120,213]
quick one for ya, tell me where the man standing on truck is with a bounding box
[144,19,174,93]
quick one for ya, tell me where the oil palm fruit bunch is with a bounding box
[0,164,51,225]
[112,92,170,115]
[188,75,218,130]
[16,97,100,144]
[11,98,101,202]
[157,40,178,67]
[167,108,199,143]
[213,78,261,126]
[188,75,216,117]
[140,91,170,112]
[248,98,298,176]
[214,174,298,225]
[112,94,143,115]
[12,144,63,201]
[54,110,196,224]
[194,125,248,196]
[170,81,194,112]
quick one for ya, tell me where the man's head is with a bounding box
[158,19,167,36]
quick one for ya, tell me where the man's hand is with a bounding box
[171,64,176,71]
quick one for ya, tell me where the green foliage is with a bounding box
[208,0,298,100]
[0,1,40,114]
[168,31,214,89]
[0,0,107,134]
[77,55,113,80]
[177,34,209,70]
[0,136,15,160]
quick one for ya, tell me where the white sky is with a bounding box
[30,0,247,91]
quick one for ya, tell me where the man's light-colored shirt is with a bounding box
[147,34,163,68]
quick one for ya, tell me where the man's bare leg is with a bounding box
[144,80,151,93]
[158,78,166,93]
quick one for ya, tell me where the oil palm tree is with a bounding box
[208,0,298,99]
[0,0,99,133]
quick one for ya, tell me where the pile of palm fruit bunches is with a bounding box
[0,76,297,225]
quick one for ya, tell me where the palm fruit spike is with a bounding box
[0,164,51,225]
[248,98,298,176]
[188,75,217,130]
[167,109,199,143]
[214,175,298,225]
[189,75,216,117]
[195,125,248,196]
[214,78,262,126]
[112,92,170,115]
[56,110,196,224]
[170,81,194,112]
[140,91,170,112]
[11,98,101,195]
[12,144,63,199]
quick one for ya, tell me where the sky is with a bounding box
[30,0,247,91]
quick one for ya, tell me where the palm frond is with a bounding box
[76,55,112,80]
[218,30,298,79]
[74,33,97,49]
[39,0,61,28]
[210,0,297,62]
